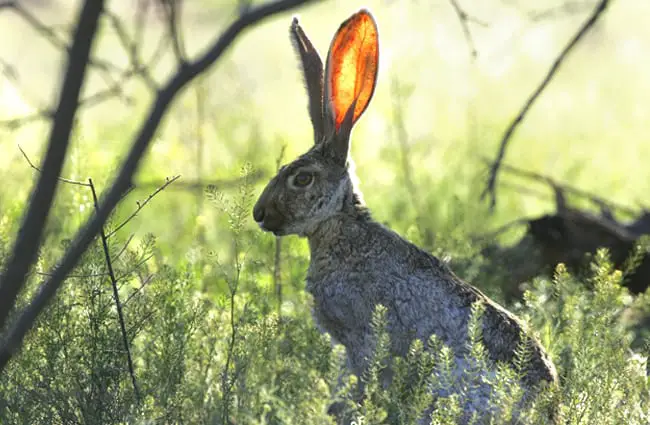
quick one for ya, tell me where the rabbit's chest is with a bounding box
[306,274,373,334]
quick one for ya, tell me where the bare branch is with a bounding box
[106,175,181,239]
[19,145,91,187]
[0,0,106,334]
[0,0,317,372]
[482,0,610,210]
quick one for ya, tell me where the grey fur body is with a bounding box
[253,11,558,424]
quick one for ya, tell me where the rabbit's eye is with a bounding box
[292,171,313,188]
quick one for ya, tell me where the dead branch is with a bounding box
[0,0,105,335]
[0,0,317,372]
[482,0,610,210]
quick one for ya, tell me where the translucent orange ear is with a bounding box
[326,9,379,132]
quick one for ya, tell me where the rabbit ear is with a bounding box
[323,9,379,163]
[290,17,325,144]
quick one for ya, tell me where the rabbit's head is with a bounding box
[253,10,379,236]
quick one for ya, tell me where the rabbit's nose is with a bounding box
[253,204,265,223]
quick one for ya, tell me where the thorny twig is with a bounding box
[106,175,181,239]
[482,0,610,210]
[89,178,141,403]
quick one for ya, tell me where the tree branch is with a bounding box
[482,0,610,210]
[0,0,105,333]
[0,0,317,373]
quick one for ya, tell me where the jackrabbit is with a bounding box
[253,9,558,424]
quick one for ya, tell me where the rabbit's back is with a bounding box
[306,215,557,387]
